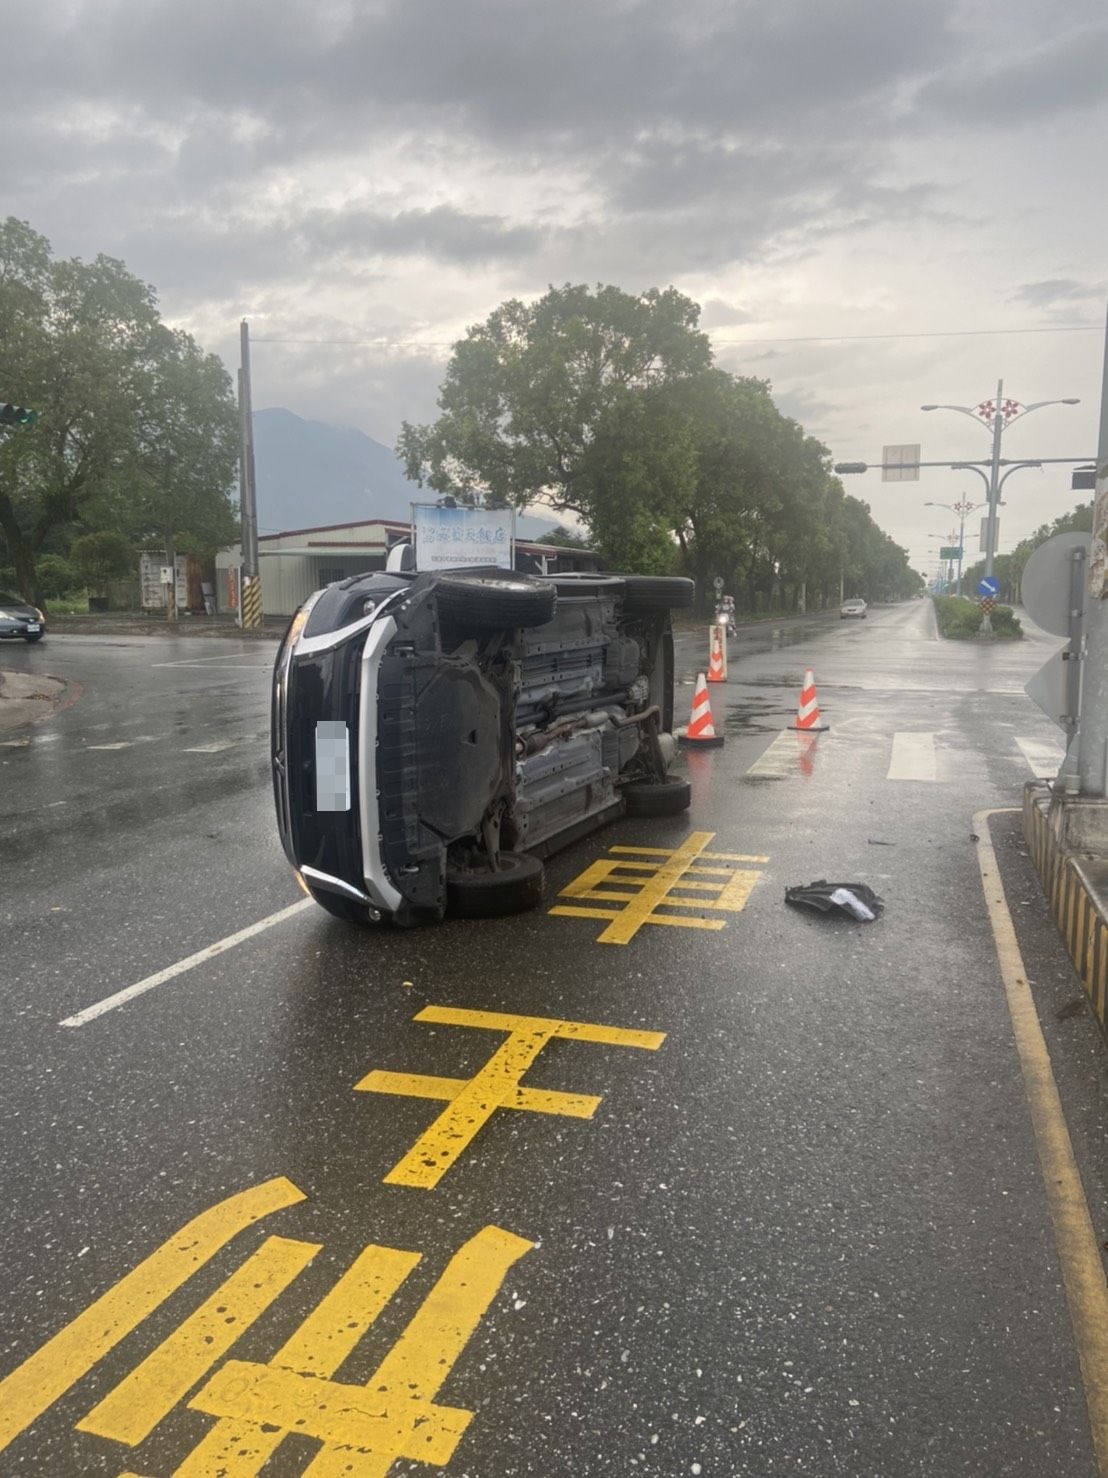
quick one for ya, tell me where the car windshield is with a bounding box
[0,592,28,605]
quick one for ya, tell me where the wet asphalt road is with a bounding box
[1,605,1106,1476]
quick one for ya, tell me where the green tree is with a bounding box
[398,283,712,544]
[0,218,237,608]
[69,530,135,595]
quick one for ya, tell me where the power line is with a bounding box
[250,323,1101,350]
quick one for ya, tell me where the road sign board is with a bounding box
[977,576,1000,598]
[881,444,920,482]
[1025,649,1069,730]
[1021,531,1089,637]
[940,546,962,560]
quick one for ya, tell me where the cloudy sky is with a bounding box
[4,0,1106,573]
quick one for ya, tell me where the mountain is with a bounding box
[251,407,557,541]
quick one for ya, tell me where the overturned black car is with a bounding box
[272,563,695,925]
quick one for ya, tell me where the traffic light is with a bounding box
[833,462,869,475]
[0,403,39,427]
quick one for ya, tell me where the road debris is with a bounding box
[785,881,884,922]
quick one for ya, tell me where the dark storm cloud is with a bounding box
[916,23,1108,123]
[0,0,975,307]
[1010,278,1105,311]
[6,0,960,160]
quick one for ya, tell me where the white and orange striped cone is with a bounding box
[678,672,725,747]
[707,625,727,683]
[789,668,829,732]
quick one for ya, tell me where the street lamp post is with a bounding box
[925,498,986,597]
[922,383,1079,631]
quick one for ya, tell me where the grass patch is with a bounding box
[933,594,1022,640]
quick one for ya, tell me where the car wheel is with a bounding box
[24,632,43,643]
[435,571,556,632]
[305,885,373,924]
[445,851,544,919]
[622,777,692,817]
[620,576,696,613]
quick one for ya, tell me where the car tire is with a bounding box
[24,632,43,643]
[622,777,692,817]
[620,576,696,613]
[305,885,373,925]
[445,851,545,918]
[435,571,556,632]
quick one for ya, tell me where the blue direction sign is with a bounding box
[978,576,1000,598]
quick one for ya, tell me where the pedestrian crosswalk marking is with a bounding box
[886,732,937,782]
[745,730,803,779]
[1016,737,1064,777]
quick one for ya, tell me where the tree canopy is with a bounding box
[0,218,238,606]
[961,502,1092,604]
[400,283,919,610]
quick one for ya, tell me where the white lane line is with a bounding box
[887,732,937,782]
[746,730,799,779]
[85,742,132,751]
[59,899,314,1028]
[1016,737,1064,777]
[183,741,237,753]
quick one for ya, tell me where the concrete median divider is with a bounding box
[1023,781,1108,1044]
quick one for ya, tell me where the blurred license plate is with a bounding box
[315,720,351,811]
[26,623,40,632]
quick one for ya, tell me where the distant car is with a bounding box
[840,599,867,620]
[272,562,695,927]
[0,591,45,642]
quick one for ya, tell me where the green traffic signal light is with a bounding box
[0,403,39,427]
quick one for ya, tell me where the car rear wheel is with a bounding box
[445,851,545,918]
[435,571,556,632]
[622,778,692,817]
[620,576,696,613]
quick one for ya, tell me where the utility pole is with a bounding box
[1076,301,1108,797]
[238,320,262,629]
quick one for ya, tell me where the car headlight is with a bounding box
[34,608,45,622]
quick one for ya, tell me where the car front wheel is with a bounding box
[622,778,692,817]
[445,851,545,919]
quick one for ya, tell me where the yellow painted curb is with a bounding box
[977,808,1108,1471]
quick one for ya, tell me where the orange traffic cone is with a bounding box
[679,672,725,747]
[707,626,726,683]
[789,668,829,732]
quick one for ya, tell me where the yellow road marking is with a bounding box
[77,1235,320,1446]
[0,1177,304,1456]
[361,1070,601,1119]
[172,1244,419,1476]
[976,808,1108,1473]
[189,1225,533,1477]
[551,832,766,943]
[358,1006,665,1189]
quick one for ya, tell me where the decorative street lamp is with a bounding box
[921,381,1079,630]
[924,498,987,597]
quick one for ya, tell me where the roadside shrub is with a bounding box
[35,554,82,599]
[933,594,1021,639]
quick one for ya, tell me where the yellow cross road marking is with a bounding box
[187,1225,533,1477]
[0,1177,304,1457]
[171,1243,420,1475]
[357,1006,666,1189]
[550,831,768,943]
[77,1235,320,1446]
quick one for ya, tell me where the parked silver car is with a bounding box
[0,591,45,642]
